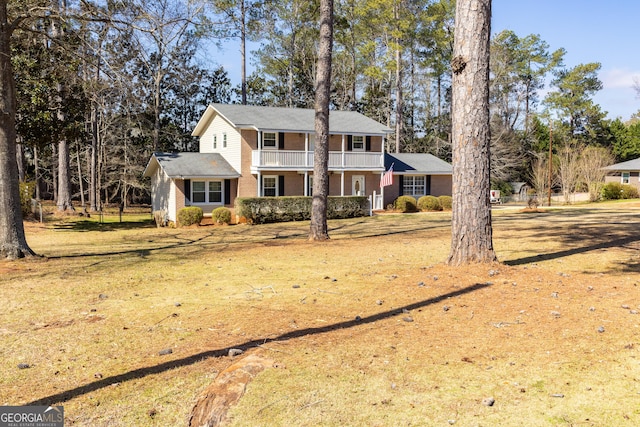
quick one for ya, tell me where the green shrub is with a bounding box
[211,207,232,225]
[394,195,417,213]
[490,180,513,197]
[418,195,441,211]
[235,196,368,224]
[177,206,203,226]
[19,181,36,218]
[621,184,639,199]
[601,182,624,200]
[438,195,453,210]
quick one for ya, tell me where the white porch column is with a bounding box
[341,134,346,168]
[257,171,261,197]
[304,171,309,196]
[340,171,345,196]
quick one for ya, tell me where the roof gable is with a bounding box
[604,157,640,171]
[192,103,393,136]
[143,153,240,179]
[385,153,452,175]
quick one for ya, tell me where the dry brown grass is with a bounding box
[1,202,640,426]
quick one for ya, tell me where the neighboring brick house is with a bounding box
[143,103,452,222]
[603,158,640,192]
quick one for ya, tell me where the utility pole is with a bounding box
[548,121,553,206]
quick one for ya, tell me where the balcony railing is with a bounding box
[252,150,383,169]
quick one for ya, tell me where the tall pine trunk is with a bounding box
[57,138,74,211]
[0,0,35,258]
[309,0,333,241]
[447,0,496,265]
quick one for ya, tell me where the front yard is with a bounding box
[1,203,639,426]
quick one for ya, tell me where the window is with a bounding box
[222,133,227,148]
[263,176,277,197]
[208,181,222,203]
[352,135,364,151]
[192,181,206,203]
[403,176,426,196]
[191,180,223,204]
[213,134,217,149]
[263,132,277,149]
[622,172,630,184]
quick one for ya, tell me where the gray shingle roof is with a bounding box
[385,153,452,175]
[209,103,393,135]
[143,153,240,178]
[603,157,640,171]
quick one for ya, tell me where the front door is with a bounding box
[352,175,365,196]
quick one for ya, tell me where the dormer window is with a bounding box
[263,132,277,149]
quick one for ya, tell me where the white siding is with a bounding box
[199,114,242,173]
[151,167,177,222]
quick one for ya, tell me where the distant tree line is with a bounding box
[10,0,640,212]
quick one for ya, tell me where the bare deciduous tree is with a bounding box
[557,140,582,204]
[580,145,614,202]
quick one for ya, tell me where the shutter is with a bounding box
[398,175,404,196]
[278,175,285,196]
[347,135,353,151]
[426,175,432,195]
[184,179,191,203]
[224,179,231,205]
[366,136,371,151]
[278,132,285,149]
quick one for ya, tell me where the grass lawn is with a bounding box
[1,202,639,426]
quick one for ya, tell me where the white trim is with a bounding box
[352,135,365,151]
[190,179,225,205]
[262,175,278,197]
[263,132,277,150]
[403,175,427,197]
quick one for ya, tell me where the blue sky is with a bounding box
[492,0,640,121]
[214,1,640,121]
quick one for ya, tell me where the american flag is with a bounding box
[380,164,394,188]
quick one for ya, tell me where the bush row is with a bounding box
[601,182,639,200]
[175,206,233,227]
[235,196,369,224]
[394,195,453,213]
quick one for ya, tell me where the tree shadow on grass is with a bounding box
[26,282,491,406]
[52,219,156,232]
[504,234,640,273]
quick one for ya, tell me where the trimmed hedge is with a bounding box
[178,206,203,226]
[601,182,639,200]
[235,196,369,224]
[394,195,418,213]
[418,195,441,211]
[621,184,639,199]
[212,207,232,225]
[438,195,453,210]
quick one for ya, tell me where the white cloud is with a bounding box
[600,68,640,90]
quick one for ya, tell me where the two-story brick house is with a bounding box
[143,103,452,223]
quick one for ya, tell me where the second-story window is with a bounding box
[223,133,227,148]
[263,132,277,149]
[352,135,365,151]
[213,134,217,149]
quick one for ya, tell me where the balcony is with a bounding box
[251,150,384,171]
